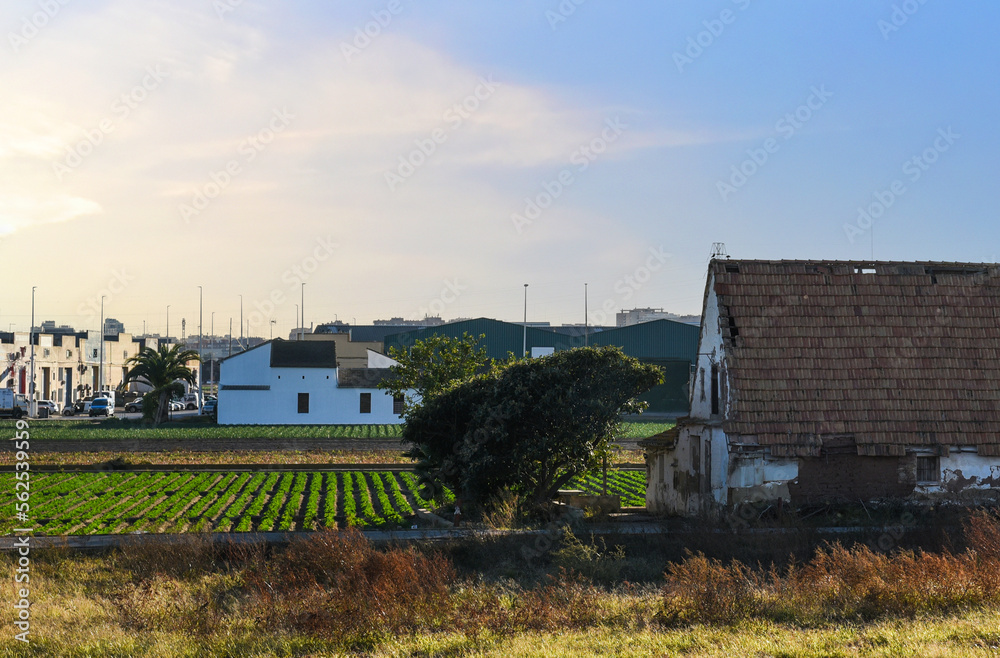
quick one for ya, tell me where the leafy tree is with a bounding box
[403,346,663,510]
[123,344,201,424]
[378,333,488,417]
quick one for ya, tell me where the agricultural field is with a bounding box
[0,418,671,441]
[0,469,646,535]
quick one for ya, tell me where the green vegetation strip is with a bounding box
[0,469,646,535]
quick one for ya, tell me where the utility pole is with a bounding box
[29,287,35,417]
[522,283,528,358]
[198,285,203,416]
[99,295,105,394]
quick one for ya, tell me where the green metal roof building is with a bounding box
[383,318,699,414]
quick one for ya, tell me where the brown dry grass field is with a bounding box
[3,511,999,657]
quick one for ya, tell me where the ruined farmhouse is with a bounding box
[643,260,1000,515]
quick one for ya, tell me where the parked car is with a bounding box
[64,398,92,416]
[201,399,217,417]
[88,397,113,417]
[169,399,184,412]
[124,398,145,413]
[36,400,60,416]
[181,393,201,410]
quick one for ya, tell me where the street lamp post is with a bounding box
[198,285,203,416]
[300,283,305,340]
[166,305,170,345]
[99,295,106,395]
[584,283,588,347]
[239,295,243,350]
[523,283,528,358]
[294,304,298,338]
[211,311,215,395]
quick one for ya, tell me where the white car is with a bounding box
[36,400,60,416]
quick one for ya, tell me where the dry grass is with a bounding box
[660,510,1000,625]
[2,511,999,656]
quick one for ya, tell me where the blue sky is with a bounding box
[1,0,997,336]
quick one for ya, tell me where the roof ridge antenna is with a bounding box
[710,242,729,259]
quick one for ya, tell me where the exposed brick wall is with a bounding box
[789,455,915,505]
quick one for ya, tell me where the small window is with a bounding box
[92,349,98,358]
[297,392,309,414]
[393,394,404,415]
[710,364,720,415]
[916,456,939,483]
[360,392,372,414]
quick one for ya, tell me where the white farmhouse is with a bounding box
[217,339,404,425]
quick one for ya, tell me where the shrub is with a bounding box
[659,510,1000,625]
[552,528,626,585]
[245,528,455,645]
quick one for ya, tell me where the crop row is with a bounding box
[0,470,646,535]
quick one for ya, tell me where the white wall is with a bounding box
[689,272,729,420]
[645,423,729,515]
[917,449,1000,493]
[218,343,404,425]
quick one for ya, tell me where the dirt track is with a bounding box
[3,438,643,453]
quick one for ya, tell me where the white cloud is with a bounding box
[0,194,103,236]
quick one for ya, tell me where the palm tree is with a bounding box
[123,344,201,425]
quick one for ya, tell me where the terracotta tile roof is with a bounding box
[713,260,1000,449]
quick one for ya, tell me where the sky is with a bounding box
[2,0,998,338]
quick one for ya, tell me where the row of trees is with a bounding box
[379,334,663,511]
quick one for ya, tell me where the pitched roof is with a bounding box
[337,367,393,388]
[713,260,1000,453]
[269,339,337,368]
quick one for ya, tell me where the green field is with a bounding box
[2,469,646,535]
[0,419,672,441]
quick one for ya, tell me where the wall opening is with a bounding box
[360,392,372,414]
[916,455,940,483]
[297,392,309,414]
[710,364,720,415]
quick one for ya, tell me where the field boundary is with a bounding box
[0,463,646,473]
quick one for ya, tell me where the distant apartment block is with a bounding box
[617,308,700,327]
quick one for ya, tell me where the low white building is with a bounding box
[217,339,405,425]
